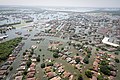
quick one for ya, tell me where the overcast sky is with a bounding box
[0,0,120,8]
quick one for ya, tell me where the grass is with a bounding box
[0,37,22,62]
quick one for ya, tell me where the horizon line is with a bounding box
[0,5,120,8]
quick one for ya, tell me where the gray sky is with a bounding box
[0,0,120,8]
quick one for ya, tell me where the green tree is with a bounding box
[115,58,120,63]
[85,70,92,78]
[9,66,13,71]
[47,62,53,66]
[53,53,59,58]
[100,65,111,76]
[36,57,40,62]
[41,63,45,68]
[83,56,89,64]
[75,58,80,64]
[27,59,32,67]
[114,52,119,55]
[97,75,104,80]
[39,49,42,51]
[78,74,83,80]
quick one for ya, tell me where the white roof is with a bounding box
[102,37,119,47]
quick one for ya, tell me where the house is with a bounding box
[28,67,35,73]
[27,77,36,80]
[31,59,37,62]
[63,71,71,78]
[102,37,119,47]
[1,65,10,70]
[90,76,97,80]
[44,66,52,73]
[15,71,23,76]
[69,60,76,64]
[27,72,34,78]
[66,57,72,62]
[46,72,56,79]
[61,55,67,60]
[15,76,23,80]
[93,60,99,72]
[8,56,16,61]
[50,76,61,80]
[20,62,26,66]
[75,64,81,70]
[58,66,65,73]
[30,63,36,68]
[108,76,115,80]
[111,71,117,77]
[17,66,25,71]
[69,75,74,80]
[54,63,62,68]
[0,70,7,75]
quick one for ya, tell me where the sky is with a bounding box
[0,0,120,8]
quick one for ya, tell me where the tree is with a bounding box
[61,47,64,50]
[39,49,42,51]
[23,52,26,56]
[85,70,92,78]
[41,63,45,68]
[25,49,28,52]
[100,65,111,76]
[96,48,99,51]
[53,53,59,58]
[9,66,13,71]
[97,75,104,80]
[42,54,45,57]
[31,48,34,53]
[75,58,80,64]
[114,52,119,55]
[85,42,89,45]
[76,53,79,56]
[68,42,71,46]
[38,55,40,57]
[27,59,32,67]
[115,58,120,63]
[100,60,108,65]
[47,62,53,66]
[83,56,89,64]
[36,57,40,62]
[23,71,27,75]
[78,74,83,80]
[117,47,120,51]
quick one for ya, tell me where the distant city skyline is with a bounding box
[0,0,120,8]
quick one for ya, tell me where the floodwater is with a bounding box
[1,21,69,80]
